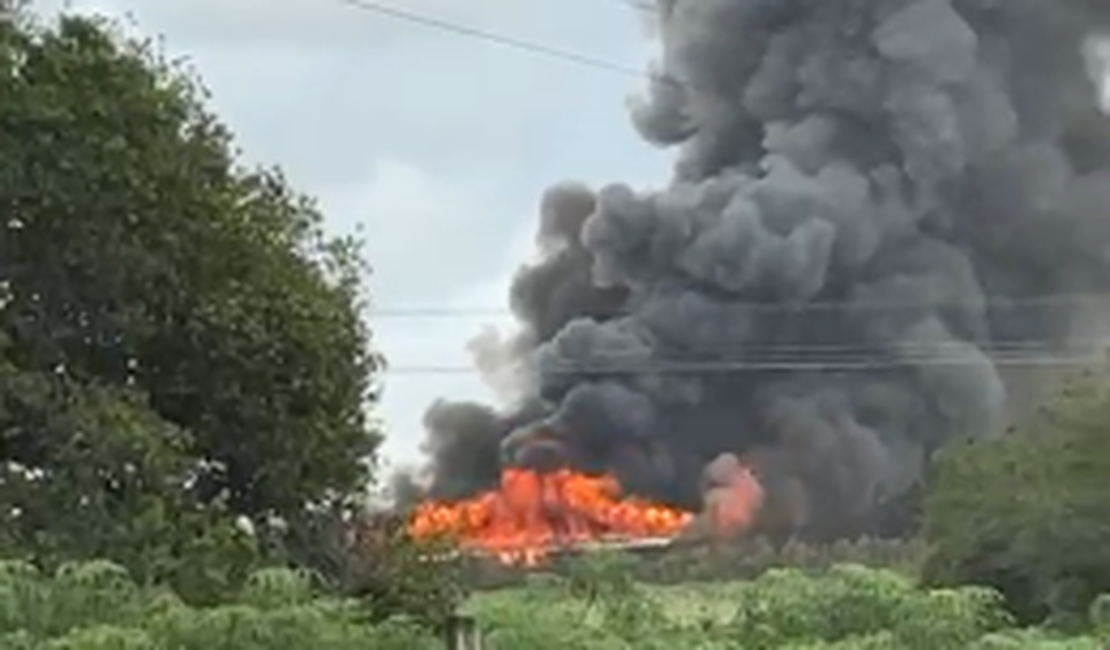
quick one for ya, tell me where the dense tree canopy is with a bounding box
[922,365,1110,626]
[0,9,383,596]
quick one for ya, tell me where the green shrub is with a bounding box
[0,559,1104,648]
[922,370,1110,625]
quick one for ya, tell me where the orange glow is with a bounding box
[704,462,765,540]
[408,467,694,565]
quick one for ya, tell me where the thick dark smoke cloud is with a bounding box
[411,0,1110,538]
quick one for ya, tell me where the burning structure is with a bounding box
[409,452,764,564]
[404,0,1110,561]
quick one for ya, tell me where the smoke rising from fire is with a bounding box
[411,0,1110,538]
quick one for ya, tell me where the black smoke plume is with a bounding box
[410,0,1110,539]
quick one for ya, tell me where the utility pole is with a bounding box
[443,613,483,650]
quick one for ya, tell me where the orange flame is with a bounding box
[703,462,765,540]
[408,467,694,565]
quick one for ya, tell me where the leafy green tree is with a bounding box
[0,7,382,597]
[922,367,1110,625]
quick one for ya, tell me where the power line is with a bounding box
[378,329,1110,373]
[387,338,1110,356]
[381,352,1104,375]
[545,340,1107,355]
[367,293,1110,318]
[337,0,651,81]
[378,338,1110,371]
[387,341,1108,365]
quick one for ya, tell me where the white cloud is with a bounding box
[351,159,464,252]
[318,158,523,303]
[372,226,535,463]
[1088,38,1110,111]
[312,156,536,462]
[35,0,650,66]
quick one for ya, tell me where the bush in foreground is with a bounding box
[479,560,999,649]
[474,558,1106,649]
[0,560,438,650]
[2,558,1106,648]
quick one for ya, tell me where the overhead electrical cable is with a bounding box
[338,0,653,80]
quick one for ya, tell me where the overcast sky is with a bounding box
[31,0,670,470]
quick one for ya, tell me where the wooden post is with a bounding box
[444,613,482,650]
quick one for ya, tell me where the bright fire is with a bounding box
[408,467,694,565]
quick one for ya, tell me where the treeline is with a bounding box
[457,536,928,590]
[921,366,1110,627]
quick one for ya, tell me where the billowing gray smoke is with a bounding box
[415,0,1110,538]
